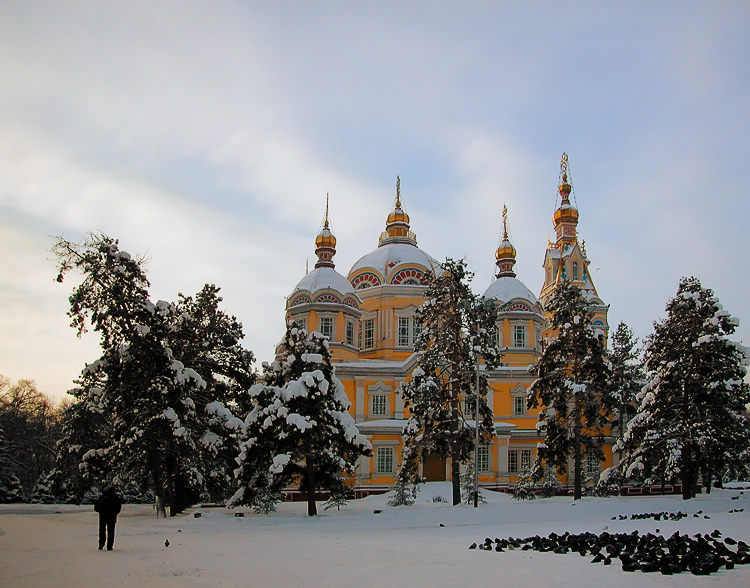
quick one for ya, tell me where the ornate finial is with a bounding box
[314,194,336,268]
[558,152,572,200]
[494,204,517,278]
[395,176,401,208]
[502,204,509,241]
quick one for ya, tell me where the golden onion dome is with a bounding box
[554,202,579,226]
[315,225,336,249]
[554,172,578,226]
[387,206,410,225]
[495,239,516,261]
[559,173,572,198]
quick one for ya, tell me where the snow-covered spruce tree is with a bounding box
[611,277,750,499]
[607,322,643,449]
[161,284,256,503]
[228,324,371,516]
[386,477,418,507]
[399,258,501,506]
[52,233,255,516]
[527,280,613,501]
[460,463,487,505]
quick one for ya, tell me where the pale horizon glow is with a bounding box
[1,2,749,400]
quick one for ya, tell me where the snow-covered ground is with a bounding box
[2,483,750,588]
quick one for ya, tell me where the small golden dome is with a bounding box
[315,226,336,249]
[387,206,410,226]
[554,203,579,226]
[495,239,516,261]
[558,172,571,197]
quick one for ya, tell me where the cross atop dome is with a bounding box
[379,176,418,247]
[495,204,517,278]
[315,193,337,268]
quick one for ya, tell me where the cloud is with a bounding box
[1,1,749,398]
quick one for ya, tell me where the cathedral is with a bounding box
[283,155,610,491]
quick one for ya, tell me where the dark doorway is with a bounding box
[423,453,447,481]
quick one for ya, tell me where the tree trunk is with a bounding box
[155,494,167,518]
[451,457,461,505]
[681,446,696,500]
[306,456,317,516]
[573,396,582,500]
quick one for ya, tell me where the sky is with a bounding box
[1,1,749,401]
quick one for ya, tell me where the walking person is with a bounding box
[94,486,122,550]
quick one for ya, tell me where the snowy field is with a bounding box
[2,483,750,588]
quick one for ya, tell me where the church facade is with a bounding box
[283,155,611,491]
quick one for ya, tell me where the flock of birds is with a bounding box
[469,507,749,576]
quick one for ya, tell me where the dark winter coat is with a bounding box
[94,488,122,522]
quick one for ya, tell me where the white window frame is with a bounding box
[477,445,490,473]
[520,449,532,472]
[363,318,375,349]
[395,312,421,348]
[375,447,394,474]
[513,395,526,416]
[345,320,356,346]
[512,324,527,348]
[319,316,335,341]
[371,395,388,416]
[508,449,519,473]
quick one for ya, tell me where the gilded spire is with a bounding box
[379,176,417,246]
[495,204,517,278]
[315,194,337,268]
[558,152,572,202]
[502,204,509,241]
[553,152,579,243]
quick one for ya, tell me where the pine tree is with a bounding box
[612,277,750,499]
[29,471,57,504]
[52,233,255,516]
[399,258,501,506]
[227,324,371,516]
[607,322,643,448]
[386,477,418,507]
[527,280,613,500]
[460,463,487,505]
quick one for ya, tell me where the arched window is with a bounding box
[572,261,579,280]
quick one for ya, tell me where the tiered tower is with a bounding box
[539,153,608,337]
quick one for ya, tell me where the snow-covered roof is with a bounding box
[348,242,441,282]
[483,276,538,305]
[291,267,356,296]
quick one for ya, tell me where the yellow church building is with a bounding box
[283,155,610,492]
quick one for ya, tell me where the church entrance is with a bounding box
[423,453,447,482]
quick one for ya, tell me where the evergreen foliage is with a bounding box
[509,469,539,500]
[528,280,613,500]
[52,233,255,515]
[29,471,57,503]
[607,322,643,444]
[460,463,486,505]
[606,277,750,499]
[399,259,501,506]
[225,324,371,516]
[386,477,419,507]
